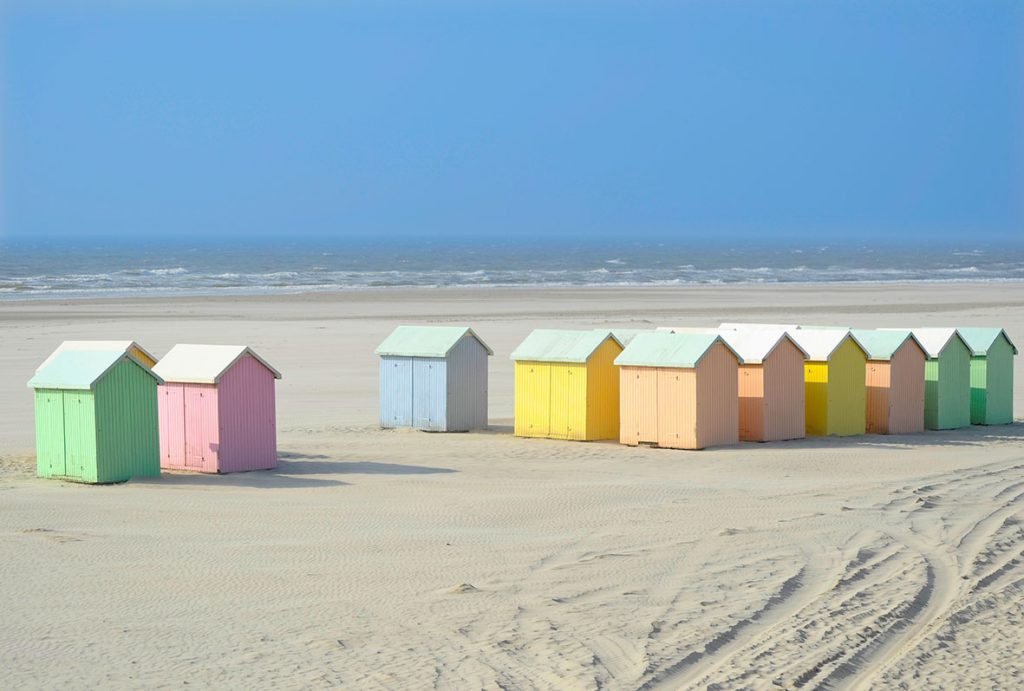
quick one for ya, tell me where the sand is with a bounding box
[1,282,1022,690]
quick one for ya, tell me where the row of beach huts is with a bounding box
[376,324,1016,447]
[27,324,1016,484]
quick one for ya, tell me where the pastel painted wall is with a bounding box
[970,335,1014,425]
[924,341,971,430]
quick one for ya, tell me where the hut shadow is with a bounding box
[745,421,1024,451]
[476,424,514,435]
[276,451,457,476]
[134,470,349,489]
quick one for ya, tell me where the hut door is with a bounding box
[636,369,658,444]
[387,359,413,427]
[549,367,572,439]
[62,392,91,479]
[413,358,444,430]
[161,385,186,467]
[183,387,210,469]
[38,391,66,476]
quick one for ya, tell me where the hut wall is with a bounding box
[694,342,738,448]
[159,383,219,472]
[619,366,657,445]
[94,358,160,482]
[887,343,925,434]
[737,365,765,441]
[826,339,866,436]
[584,338,621,441]
[34,389,70,480]
[380,356,414,428]
[128,345,157,368]
[412,357,448,431]
[445,336,489,431]
[63,391,97,482]
[550,362,587,440]
[929,344,971,430]
[865,360,892,434]
[762,340,806,441]
[804,362,829,436]
[657,367,697,449]
[218,354,278,471]
[514,361,550,437]
[973,336,1014,424]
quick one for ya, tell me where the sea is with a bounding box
[0,241,1021,300]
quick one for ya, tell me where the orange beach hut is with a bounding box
[851,329,926,435]
[615,332,740,450]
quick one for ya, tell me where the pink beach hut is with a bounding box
[153,345,281,473]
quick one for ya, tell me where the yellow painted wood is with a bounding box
[514,361,550,437]
[128,345,157,368]
[549,363,587,440]
[827,338,867,436]
[585,338,621,440]
[804,361,829,436]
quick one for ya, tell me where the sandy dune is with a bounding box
[1,282,1022,689]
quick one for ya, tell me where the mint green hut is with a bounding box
[906,328,972,430]
[28,350,163,483]
[958,328,1017,425]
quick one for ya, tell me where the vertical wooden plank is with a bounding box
[62,391,96,482]
[636,368,659,443]
[514,362,550,437]
[762,340,805,441]
[34,390,66,479]
[217,355,278,472]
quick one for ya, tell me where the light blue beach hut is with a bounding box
[375,326,492,432]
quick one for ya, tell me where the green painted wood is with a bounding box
[925,340,971,430]
[970,357,988,423]
[62,391,96,482]
[95,359,160,483]
[974,336,1015,425]
[34,390,66,478]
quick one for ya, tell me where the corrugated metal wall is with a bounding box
[184,384,220,471]
[34,390,66,479]
[95,359,160,482]
[762,340,805,441]
[584,339,621,441]
[934,342,971,429]
[63,390,96,482]
[413,357,447,431]
[694,342,739,448]
[218,354,278,471]
[825,338,866,436]
[445,336,489,431]
[887,343,925,434]
[380,356,414,428]
[514,361,550,437]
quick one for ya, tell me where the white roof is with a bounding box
[719,322,800,332]
[716,328,808,364]
[789,328,865,361]
[880,328,969,359]
[36,340,156,372]
[153,344,281,384]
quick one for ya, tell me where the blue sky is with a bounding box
[1,0,1022,245]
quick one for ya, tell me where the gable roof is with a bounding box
[956,327,1018,356]
[719,322,800,332]
[35,340,157,372]
[849,329,925,361]
[153,345,282,384]
[595,328,650,346]
[28,350,163,390]
[511,329,623,363]
[789,328,867,361]
[880,328,969,359]
[717,329,809,364]
[375,325,493,358]
[614,332,740,368]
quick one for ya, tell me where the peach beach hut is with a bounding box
[851,329,927,435]
[614,332,740,450]
[153,344,281,473]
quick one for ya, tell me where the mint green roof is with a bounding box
[614,332,739,368]
[376,325,493,358]
[511,329,623,363]
[28,350,163,390]
[956,327,1018,356]
[849,329,924,361]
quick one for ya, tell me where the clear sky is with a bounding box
[1,0,1021,245]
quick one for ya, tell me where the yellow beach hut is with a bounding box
[511,330,623,441]
[789,328,869,436]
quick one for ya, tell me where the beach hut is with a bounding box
[153,345,281,473]
[718,329,808,442]
[597,328,649,346]
[887,329,972,430]
[511,330,623,441]
[28,349,162,483]
[851,329,927,435]
[788,329,868,436]
[957,328,1016,425]
[375,325,492,432]
[614,332,740,449]
[36,340,157,371]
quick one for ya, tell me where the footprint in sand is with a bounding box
[19,528,85,543]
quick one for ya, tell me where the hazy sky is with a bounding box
[1,1,1022,244]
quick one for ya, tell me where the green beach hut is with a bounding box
[28,349,163,483]
[894,328,972,430]
[957,328,1017,425]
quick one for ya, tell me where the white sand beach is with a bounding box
[1,282,1023,689]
